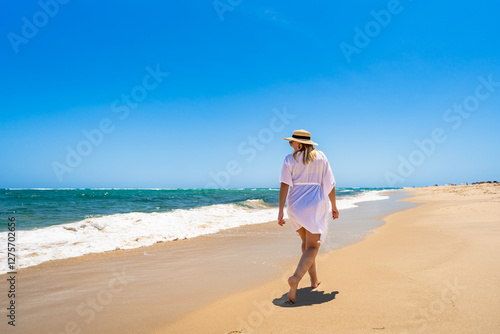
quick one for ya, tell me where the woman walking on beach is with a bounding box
[278,129,339,304]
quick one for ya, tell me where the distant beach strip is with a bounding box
[0,188,396,273]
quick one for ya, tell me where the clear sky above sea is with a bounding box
[1,0,499,188]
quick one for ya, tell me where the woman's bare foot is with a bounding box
[311,280,321,289]
[287,276,298,303]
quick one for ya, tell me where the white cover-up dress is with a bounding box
[279,150,336,243]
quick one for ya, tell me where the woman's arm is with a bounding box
[329,187,339,220]
[278,182,289,226]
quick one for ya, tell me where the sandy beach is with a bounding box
[4,1,499,333]
[156,183,500,333]
[0,190,406,333]
[1,184,499,333]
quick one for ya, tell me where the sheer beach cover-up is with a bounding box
[279,150,335,243]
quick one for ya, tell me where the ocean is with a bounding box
[0,188,396,274]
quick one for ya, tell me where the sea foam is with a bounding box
[0,191,389,273]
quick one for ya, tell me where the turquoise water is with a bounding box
[0,187,399,273]
[0,188,394,231]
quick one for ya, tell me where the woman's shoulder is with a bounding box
[284,153,295,163]
[315,150,327,159]
[314,150,331,165]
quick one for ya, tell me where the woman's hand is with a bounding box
[332,206,339,220]
[329,188,339,220]
[278,210,286,226]
[278,182,289,226]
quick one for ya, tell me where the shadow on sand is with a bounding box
[272,287,339,307]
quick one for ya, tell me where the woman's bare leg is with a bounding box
[296,228,321,288]
[288,229,321,303]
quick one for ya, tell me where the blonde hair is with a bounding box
[293,143,317,165]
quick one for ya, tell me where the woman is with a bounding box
[278,129,339,304]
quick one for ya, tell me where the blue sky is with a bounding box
[1,0,499,188]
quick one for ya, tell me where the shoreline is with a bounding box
[0,190,408,333]
[155,183,500,333]
[0,187,393,274]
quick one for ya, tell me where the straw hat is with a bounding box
[283,129,318,146]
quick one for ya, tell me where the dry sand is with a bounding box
[155,184,500,333]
